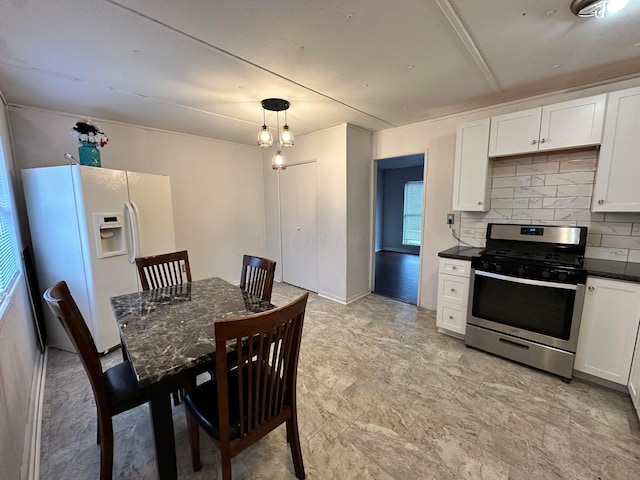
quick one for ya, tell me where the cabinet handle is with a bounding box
[598,199,604,205]
[540,138,546,143]
[450,288,456,293]
[531,139,538,145]
[588,286,595,291]
[449,315,454,320]
[478,201,483,205]
[451,266,457,270]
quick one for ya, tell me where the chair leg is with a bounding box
[286,415,305,480]
[186,410,202,472]
[172,389,180,406]
[98,418,114,480]
[96,413,101,444]
[220,444,232,480]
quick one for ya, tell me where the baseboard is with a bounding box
[21,347,47,480]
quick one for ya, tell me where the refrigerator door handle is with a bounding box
[125,201,140,264]
[131,201,142,257]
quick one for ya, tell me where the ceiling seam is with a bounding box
[0,58,259,127]
[105,0,397,128]
[435,0,502,94]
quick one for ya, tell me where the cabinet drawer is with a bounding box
[438,257,470,278]
[436,302,467,335]
[438,274,468,305]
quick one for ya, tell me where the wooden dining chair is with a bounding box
[135,249,192,405]
[43,281,149,480]
[239,254,276,302]
[184,292,309,480]
[135,250,192,291]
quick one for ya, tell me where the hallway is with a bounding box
[373,250,419,304]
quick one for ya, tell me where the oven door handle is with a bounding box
[474,270,579,291]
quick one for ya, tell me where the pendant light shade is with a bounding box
[259,98,294,169]
[272,150,286,170]
[258,125,273,147]
[280,110,294,147]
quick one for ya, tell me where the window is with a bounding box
[0,139,19,304]
[403,181,423,246]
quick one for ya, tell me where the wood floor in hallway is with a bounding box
[374,250,420,304]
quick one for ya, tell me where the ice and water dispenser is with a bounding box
[93,213,126,258]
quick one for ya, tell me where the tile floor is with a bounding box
[40,282,640,479]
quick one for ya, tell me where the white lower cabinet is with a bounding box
[575,277,640,385]
[436,257,471,336]
[628,327,640,418]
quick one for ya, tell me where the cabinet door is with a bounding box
[592,86,640,212]
[539,94,606,152]
[488,107,542,157]
[452,118,491,211]
[628,324,640,412]
[575,277,640,385]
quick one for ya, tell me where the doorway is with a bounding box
[373,154,425,304]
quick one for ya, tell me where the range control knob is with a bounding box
[542,270,551,279]
[482,262,491,270]
[517,266,527,275]
[558,272,568,282]
[495,264,503,272]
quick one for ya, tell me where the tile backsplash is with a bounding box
[456,150,640,263]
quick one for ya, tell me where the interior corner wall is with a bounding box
[346,125,373,302]
[263,124,350,302]
[8,106,266,284]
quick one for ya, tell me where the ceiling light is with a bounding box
[259,98,293,170]
[570,0,629,18]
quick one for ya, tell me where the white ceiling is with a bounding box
[1,0,640,147]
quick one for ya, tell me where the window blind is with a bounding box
[0,139,19,303]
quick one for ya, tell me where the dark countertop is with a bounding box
[438,246,484,261]
[438,246,640,283]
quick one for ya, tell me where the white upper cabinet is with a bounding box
[488,94,606,157]
[488,107,542,157]
[452,118,491,212]
[592,86,640,212]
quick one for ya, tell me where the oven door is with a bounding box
[468,269,585,352]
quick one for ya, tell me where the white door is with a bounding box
[126,171,176,259]
[279,162,318,292]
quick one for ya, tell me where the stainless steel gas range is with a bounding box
[465,223,588,381]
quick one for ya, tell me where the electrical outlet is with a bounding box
[447,213,455,225]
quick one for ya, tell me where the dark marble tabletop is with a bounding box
[110,277,274,387]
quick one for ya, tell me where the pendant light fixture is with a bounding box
[570,0,629,18]
[259,98,294,170]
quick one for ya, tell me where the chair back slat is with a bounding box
[239,255,276,302]
[214,292,308,442]
[135,250,192,291]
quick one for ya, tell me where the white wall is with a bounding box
[373,76,640,311]
[263,123,373,304]
[0,97,41,479]
[9,106,267,283]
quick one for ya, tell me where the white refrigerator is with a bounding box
[22,165,176,353]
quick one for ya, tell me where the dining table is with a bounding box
[109,276,275,480]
